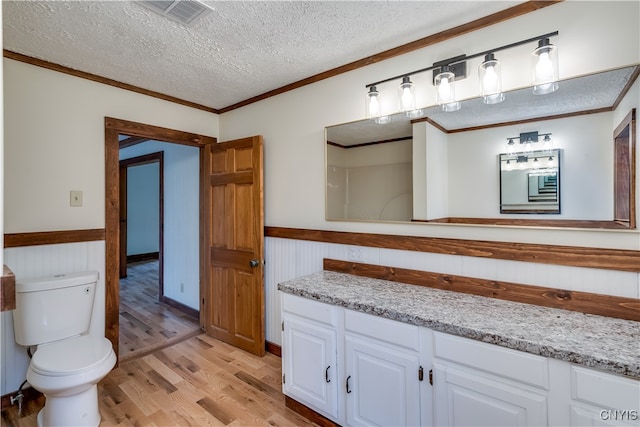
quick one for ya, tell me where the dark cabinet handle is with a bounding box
[346,375,352,393]
[325,366,331,383]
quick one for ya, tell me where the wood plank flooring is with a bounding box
[2,334,317,426]
[119,260,202,361]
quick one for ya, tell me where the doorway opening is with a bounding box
[105,118,216,360]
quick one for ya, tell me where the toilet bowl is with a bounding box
[12,271,116,426]
[28,335,116,426]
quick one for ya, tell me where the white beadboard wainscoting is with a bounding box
[1,241,105,395]
[264,236,640,346]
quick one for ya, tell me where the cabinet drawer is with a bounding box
[433,332,549,389]
[571,366,640,410]
[345,309,420,351]
[282,293,338,326]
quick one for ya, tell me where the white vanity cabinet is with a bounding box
[343,310,422,427]
[282,294,340,421]
[432,332,549,426]
[568,366,640,426]
[280,291,640,427]
[281,293,426,426]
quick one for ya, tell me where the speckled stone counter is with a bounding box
[278,271,640,380]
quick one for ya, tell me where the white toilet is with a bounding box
[13,271,116,427]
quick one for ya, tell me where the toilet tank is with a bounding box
[13,271,100,346]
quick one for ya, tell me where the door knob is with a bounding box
[249,259,260,268]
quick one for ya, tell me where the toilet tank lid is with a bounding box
[16,271,100,293]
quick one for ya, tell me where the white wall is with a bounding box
[126,162,160,255]
[447,113,614,219]
[120,141,200,310]
[220,1,640,250]
[2,60,217,394]
[328,140,412,221]
[3,58,217,233]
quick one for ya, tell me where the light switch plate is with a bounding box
[70,190,83,207]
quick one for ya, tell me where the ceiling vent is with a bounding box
[139,0,212,26]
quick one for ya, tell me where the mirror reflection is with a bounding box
[326,65,638,226]
[500,149,561,214]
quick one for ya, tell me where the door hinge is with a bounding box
[282,374,285,384]
[429,369,433,386]
[418,366,424,381]
[281,321,284,331]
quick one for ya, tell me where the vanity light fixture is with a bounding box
[398,76,417,113]
[532,38,559,95]
[435,65,461,112]
[364,31,558,119]
[366,86,391,124]
[505,131,553,156]
[479,53,505,104]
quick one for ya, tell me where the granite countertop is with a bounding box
[278,271,640,380]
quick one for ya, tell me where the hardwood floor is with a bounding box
[119,260,202,361]
[2,334,317,426]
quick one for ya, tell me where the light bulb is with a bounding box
[532,38,559,95]
[438,76,451,101]
[369,96,379,116]
[479,53,504,104]
[398,76,416,113]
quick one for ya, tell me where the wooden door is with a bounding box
[202,136,265,356]
[614,109,636,228]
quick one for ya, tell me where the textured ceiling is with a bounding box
[3,0,524,111]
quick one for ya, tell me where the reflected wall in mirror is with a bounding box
[500,149,561,214]
[326,131,413,221]
[325,65,639,228]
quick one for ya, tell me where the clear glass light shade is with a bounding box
[366,86,381,119]
[542,134,553,154]
[506,139,516,155]
[479,54,504,104]
[435,68,460,111]
[532,39,559,95]
[398,76,416,113]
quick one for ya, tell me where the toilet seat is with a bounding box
[31,336,113,377]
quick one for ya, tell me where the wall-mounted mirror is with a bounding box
[500,149,561,214]
[326,65,638,227]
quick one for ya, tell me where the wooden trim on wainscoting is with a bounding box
[264,227,640,273]
[3,50,219,114]
[265,341,282,357]
[324,259,640,321]
[4,229,106,248]
[416,217,631,229]
[1,265,16,312]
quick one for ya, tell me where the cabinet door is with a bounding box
[283,314,339,419]
[433,363,547,426]
[345,334,421,427]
